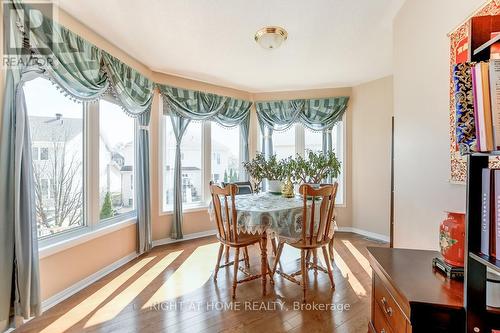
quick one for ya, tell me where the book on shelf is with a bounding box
[475,63,488,151]
[452,63,477,152]
[481,62,495,151]
[481,168,499,259]
[482,168,492,256]
[494,169,500,258]
[454,60,500,153]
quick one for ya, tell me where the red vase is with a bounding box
[439,212,466,267]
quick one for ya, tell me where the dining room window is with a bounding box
[24,77,85,239]
[262,117,346,205]
[211,123,240,185]
[272,126,296,160]
[161,117,204,212]
[98,99,136,223]
[24,77,140,247]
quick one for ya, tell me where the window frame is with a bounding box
[159,114,242,215]
[27,79,139,248]
[97,98,138,227]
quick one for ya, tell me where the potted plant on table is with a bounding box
[243,152,285,194]
[294,150,341,187]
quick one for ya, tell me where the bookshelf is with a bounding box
[465,153,500,333]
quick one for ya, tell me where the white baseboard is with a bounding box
[41,252,138,313]
[152,230,217,247]
[337,227,390,243]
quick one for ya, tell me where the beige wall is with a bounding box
[351,76,393,237]
[393,0,486,250]
[39,225,136,300]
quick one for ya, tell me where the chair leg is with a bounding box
[322,246,335,289]
[271,237,278,256]
[272,242,284,275]
[301,249,307,303]
[243,247,250,269]
[313,248,318,276]
[225,245,230,264]
[214,243,224,282]
[232,247,240,299]
[328,239,334,263]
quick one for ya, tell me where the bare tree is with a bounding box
[32,124,83,235]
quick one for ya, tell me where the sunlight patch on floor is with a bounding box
[40,256,155,333]
[142,242,220,308]
[84,250,183,327]
[341,240,372,277]
[331,249,367,297]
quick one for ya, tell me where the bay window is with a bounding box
[24,77,137,244]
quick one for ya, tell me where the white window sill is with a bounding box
[39,218,137,259]
[160,203,209,216]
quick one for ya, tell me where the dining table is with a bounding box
[208,192,338,296]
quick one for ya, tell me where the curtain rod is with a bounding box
[447,0,498,37]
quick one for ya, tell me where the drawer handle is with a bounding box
[380,297,393,317]
[381,330,386,333]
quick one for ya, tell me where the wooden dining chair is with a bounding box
[272,183,338,302]
[220,181,279,257]
[210,183,273,298]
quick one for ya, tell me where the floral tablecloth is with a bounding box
[208,193,337,239]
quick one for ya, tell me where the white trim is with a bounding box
[337,227,390,243]
[41,252,138,312]
[152,229,217,247]
[39,218,136,259]
[159,204,210,216]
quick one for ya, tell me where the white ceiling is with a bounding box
[58,0,405,92]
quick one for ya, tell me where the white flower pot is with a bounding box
[267,180,282,194]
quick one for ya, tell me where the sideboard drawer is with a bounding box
[373,299,394,333]
[374,275,407,333]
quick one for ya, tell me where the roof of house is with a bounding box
[29,116,82,143]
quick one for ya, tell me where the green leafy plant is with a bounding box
[243,152,286,192]
[243,150,342,191]
[294,150,341,184]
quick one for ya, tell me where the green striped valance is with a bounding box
[157,84,252,127]
[10,0,154,116]
[256,96,349,132]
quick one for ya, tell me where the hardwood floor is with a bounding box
[16,232,387,333]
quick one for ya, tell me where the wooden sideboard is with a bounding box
[367,247,465,333]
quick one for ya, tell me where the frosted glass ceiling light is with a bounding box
[254,26,288,50]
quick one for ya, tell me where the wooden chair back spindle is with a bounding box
[210,183,239,243]
[299,183,338,246]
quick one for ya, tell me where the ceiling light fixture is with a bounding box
[254,26,288,50]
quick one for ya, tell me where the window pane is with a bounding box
[273,126,295,159]
[304,128,323,153]
[211,123,240,184]
[24,77,84,238]
[162,118,203,211]
[99,100,136,221]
